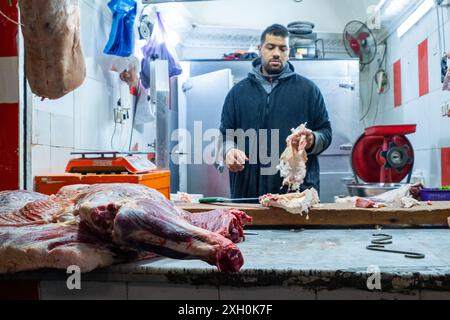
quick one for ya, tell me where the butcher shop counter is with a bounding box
[2,228,450,300]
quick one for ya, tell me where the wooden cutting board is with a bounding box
[178,202,450,227]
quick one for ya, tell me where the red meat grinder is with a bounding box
[351,124,416,186]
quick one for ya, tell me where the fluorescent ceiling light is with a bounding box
[375,0,388,12]
[168,30,181,46]
[397,0,434,38]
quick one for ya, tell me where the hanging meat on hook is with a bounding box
[18,0,86,99]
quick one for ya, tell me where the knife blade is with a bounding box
[199,197,260,204]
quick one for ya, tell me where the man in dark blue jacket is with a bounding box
[220,24,332,199]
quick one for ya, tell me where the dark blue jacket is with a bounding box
[220,59,332,198]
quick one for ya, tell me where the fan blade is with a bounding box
[357,32,370,41]
[345,31,356,42]
[345,32,362,56]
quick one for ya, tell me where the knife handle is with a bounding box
[199,197,225,204]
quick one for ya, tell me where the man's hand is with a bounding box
[225,149,248,173]
[291,128,315,151]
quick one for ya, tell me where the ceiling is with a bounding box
[151,0,381,33]
[142,0,424,50]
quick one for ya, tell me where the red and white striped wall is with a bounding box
[0,0,20,191]
[0,1,39,299]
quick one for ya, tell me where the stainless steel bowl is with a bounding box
[346,183,408,198]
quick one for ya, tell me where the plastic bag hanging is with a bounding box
[104,0,137,57]
[134,85,155,125]
[140,11,182,89]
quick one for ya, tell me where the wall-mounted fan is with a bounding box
[138,14,153,40]
[343,20,377,69]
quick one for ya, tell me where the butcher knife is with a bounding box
[199,197,260,204]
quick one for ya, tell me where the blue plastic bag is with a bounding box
[104,0,137,57]
[140,12,182,88]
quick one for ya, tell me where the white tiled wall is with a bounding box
[30,0,155,187]
[361,6,450,187]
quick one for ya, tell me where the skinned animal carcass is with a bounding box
[18,0,86,99]
[0,184,251,273]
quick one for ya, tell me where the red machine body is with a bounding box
[352,125,416,183]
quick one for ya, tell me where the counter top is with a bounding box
[3,229,450,292]
[179,202,450,228]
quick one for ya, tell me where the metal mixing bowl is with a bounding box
[346,183,408,198]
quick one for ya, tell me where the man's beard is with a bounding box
[263,61,285,75]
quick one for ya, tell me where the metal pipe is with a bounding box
[150,60,170,170]
[436,0,443,56]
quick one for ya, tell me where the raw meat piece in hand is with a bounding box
[277,123,309,191]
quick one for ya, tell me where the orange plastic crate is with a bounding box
[35,170,170,199]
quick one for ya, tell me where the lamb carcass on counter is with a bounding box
[335,183,423,209]
[0,184,252,274]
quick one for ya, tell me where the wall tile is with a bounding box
[427,30,443,92]
[33,92,74,117]
[31,145,51,178]
[32,110,51,146]
[73,90,82,150]
[438,116,450,149]
[30,1,150,183]
[219,286,316,300]
[51,114,74,148]
[418,38,429,97]
[40,281,127,300]
[415,149,442,187]
[50,147,74,174]
[74,78,103,150]
[445,18,450,47]
[394,59,403,107]
[442,148,450,186]
[128,283,219,300]
[402,98,432,151]
[421,290,450,300]
[317,289,419,300]
[0,57,19,104]
[366,7,450,187]
[404,50,419,104]
[79,0,115,85]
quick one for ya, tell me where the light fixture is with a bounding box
[375,0,388,12]
[397,0,434,38]
[168,30,181,46]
